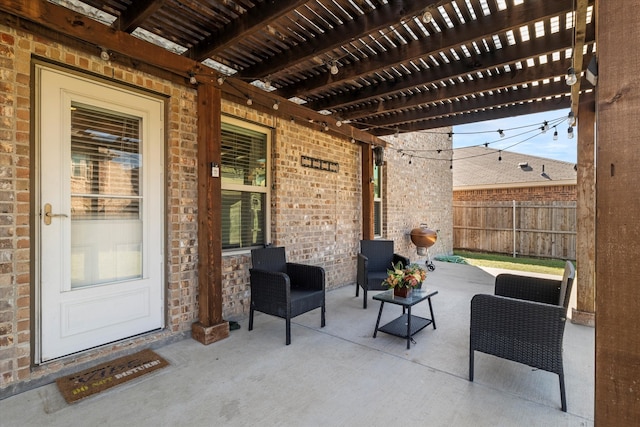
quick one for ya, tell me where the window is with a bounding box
[221,117,271,250]
[373,164,382,237]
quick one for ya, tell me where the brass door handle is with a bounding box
[43,203,68,225]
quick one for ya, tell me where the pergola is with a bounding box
[0,0,636,424]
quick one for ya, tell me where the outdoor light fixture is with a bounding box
[189,72,197,85]
[272,100,279,110]
[100,48,110,61]
[565,67,578,85]
[567,110,576,126]
[335,120,342,127]
[498,129,505,138]
[567,126,574,139]
[350,138,356,144]
[542,121,549,133]
[322,122,329,131]
[217,76,225,85]
[553,129,558,141]
[246,97,253,106]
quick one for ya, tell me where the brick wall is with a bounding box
[454,184,577,202]
[381,132,453,261]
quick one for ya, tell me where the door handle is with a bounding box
[43,203,68,225]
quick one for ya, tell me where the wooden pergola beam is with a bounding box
[570,0,590,117]
[0,0,385,147]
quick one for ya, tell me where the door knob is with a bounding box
[43,203,68,225]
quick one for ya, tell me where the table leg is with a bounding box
[373,301,384,338]
[406,306,412,349]
[428,297,436,329]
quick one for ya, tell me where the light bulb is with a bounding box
[566,67,578,85]
[422,10,433,24]
[498,129,505,138]
[100,48,110,61]
[272,101,279,110]
[542,121,549,133]
[553,129,558,141]
[246,98,253,106]
[217,76,225,85]
[567,126,574,139]
[189,73,197,85]
[330,61,339,75]
[335,120,342,127]
[448,132,453,141]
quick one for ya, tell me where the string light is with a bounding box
[272,100,279,110]
[553,128,558,141]
[542,121,549,133]
[329,60,339,75]
[246,97,253,106]
[498,129,505,138]
[217,76,225,85]
[498,150,502,161]
[448,132,453,141]
[567,126,574,139]
[565,67,578,85]
[189,72,197,85]
[422,10,433,24]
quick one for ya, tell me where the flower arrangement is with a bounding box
[382,262,427,289]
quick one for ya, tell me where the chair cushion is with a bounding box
[290,289,324,317]
[366,271,389,290]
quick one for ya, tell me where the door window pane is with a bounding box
[70,103,143,287]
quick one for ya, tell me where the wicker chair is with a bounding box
[469,260,576,411]
[356,240,410,309]
[249,246,326,345]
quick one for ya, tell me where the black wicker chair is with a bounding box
[356,240,409,309]
[469,260,576,411]
[249,246,326,345]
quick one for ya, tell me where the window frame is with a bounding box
[373,163,383,237]
[220,115,272,255]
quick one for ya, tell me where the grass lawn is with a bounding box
[452,250,569,276]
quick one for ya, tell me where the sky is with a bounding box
[452,108,577,164]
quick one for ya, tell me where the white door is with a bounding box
[36,66,164,362]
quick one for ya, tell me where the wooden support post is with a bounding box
[361,145,374,240]
[572,100,596,326]
[595,0,640,423]
[192,84,229,344]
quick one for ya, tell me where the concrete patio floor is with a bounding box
[0,261,594,426]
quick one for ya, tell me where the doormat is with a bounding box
[56,349,169,404]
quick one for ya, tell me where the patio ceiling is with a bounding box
[2,0,595,137]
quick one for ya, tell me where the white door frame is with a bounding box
[34,64,165,362]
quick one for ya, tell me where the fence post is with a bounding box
[512,200,516,258]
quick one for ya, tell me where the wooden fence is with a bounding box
[453,200,576,260]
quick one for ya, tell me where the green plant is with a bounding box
[383,262,427,289]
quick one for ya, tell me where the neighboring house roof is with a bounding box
[453,146,577,190]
